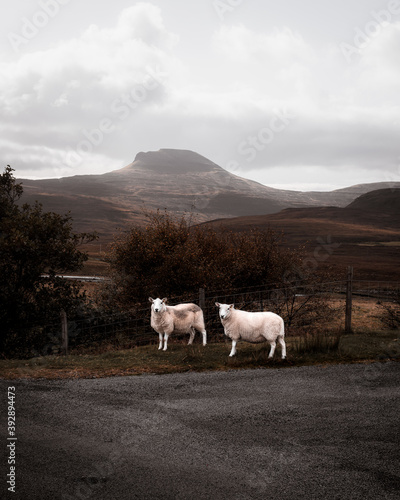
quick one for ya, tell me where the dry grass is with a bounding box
[279,295,397,334]
[1,329,398,380]
[1,293,398,380]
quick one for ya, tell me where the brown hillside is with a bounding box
[202,191,400,281]
[347,188,400,213]
[18,149,400,245]
[204,206,400,243]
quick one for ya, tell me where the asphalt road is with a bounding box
[1,362,400,500]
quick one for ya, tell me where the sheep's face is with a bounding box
[149,297,167,313]
[215,302,234,320]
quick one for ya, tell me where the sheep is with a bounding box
[215,302,286,358]
[149,297,207,351]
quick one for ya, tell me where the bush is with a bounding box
[377,291,400,330]
[269,286,339,330]
[0,166,97,357]
[103,210,304,308]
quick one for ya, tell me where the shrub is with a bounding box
[104,209,304,308]
[0,166,97,357]
[377,291,400,330]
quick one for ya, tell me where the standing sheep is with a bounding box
[215,302,286,358]
[149,297,207,351]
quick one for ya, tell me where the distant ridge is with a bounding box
[18,149,400,241]
[347,188,400,213]
[203,188,400,234]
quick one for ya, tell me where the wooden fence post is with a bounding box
[60,309,68,355]
[199,288,205,311]
[345,266,353,333]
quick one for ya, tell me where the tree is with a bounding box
[104,209,304,308]
[0,166,97,357]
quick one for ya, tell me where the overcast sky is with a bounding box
[1,0,399,190]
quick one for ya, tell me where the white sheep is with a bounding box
[149,297,207,351]
[215,302,286,358]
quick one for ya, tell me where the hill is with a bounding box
[19,149,288,238]
[202,189,400,281]
[18,149,400,247]
[347,188,400,213]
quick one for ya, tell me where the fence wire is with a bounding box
[37,280,399,355]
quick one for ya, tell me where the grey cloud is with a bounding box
[1,1,399,189]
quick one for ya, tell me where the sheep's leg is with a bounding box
[268,341,276,358]
[201,330,207,346]
[229,340,237,357]
[158,333,163,350]
[278,337,286,359]
[163,333,169,351]
[188,327,195,345]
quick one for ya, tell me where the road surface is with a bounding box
[1,362,399,499]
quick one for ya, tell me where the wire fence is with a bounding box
[36,277,400,356]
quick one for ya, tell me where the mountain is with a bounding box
[201,188,400,281]
[347,188,400,214]
[203,188,400,240]
[18,149,400,242]
[19,149,287,235]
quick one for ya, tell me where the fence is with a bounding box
[38,267,399,356]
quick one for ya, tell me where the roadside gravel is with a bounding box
[1,362,399,499]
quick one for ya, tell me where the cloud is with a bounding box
[114,2,178,49]
[210,24,317,108]
[0,3,179,176]
[352,22,400,107]
[0,3,399,189]
[200,20,400,184]
[213,24,315,66]
[2,5,177,114]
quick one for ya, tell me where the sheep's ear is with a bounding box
[162,297,168,303]
[215,302,220,308]
[148,297,154,303]
[229,304,234,309]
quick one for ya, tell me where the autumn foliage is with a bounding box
[0,166,97,356]
[105,210,303,307]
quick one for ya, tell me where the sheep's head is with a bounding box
[215,302,234,320]
[149,297,167,313]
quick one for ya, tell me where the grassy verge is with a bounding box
[0,330,398,380]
